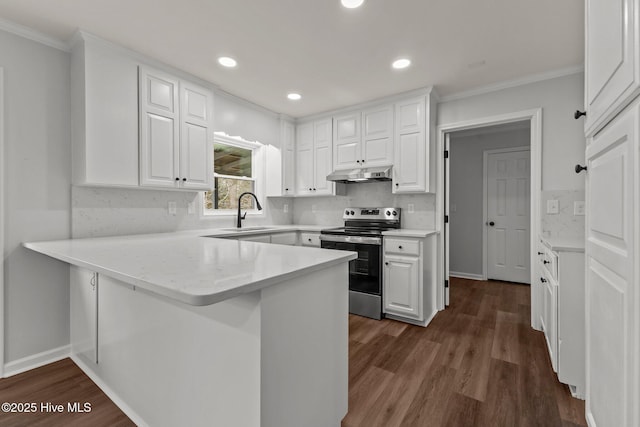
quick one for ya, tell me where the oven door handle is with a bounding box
[319,234,382,245]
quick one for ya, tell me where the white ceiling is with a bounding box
[0,0,584,118]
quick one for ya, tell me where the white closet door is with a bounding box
[585,101,638,427]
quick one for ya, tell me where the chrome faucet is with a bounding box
[236,192,263,228]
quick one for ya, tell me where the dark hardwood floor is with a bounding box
[0,278,586,427]
[343,277,587,427]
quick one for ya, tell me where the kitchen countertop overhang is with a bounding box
[24,226,356,306]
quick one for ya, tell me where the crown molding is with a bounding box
[439,65,584,103]
[0,17,69,52]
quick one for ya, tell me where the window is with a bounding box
[204,134,263,215]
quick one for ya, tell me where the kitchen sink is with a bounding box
[219,226,273,232]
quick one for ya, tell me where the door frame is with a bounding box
[436,108,542,329]
[482,146,531,282]
[0,67,5,377]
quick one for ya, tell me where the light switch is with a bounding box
[187,202,195,215]
[546,199,559,214]
[408,203,415,214]
[574,201,585,216]
[168,201,177,215]
[312,204,317,213]
[284,204,289,213]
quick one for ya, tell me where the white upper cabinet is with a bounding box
[266,118,296,197]
[71,33,140,187]
[139,66,213,190]
[332,105,393,170]
[393,96,427,193]
[295,119,337,196]
[585,0,640,136]
[71,33,213,191]
[333,112,361,170]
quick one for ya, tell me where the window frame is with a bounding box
[202,133,265,217]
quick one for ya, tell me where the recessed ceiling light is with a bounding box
[218,56,237,68]
[287,93,302,101]
[341,0,365,8]
[392,58,411,69]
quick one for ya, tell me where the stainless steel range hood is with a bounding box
[326,166,392,183]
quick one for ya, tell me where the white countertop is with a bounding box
[540,235,585,253]
[24,229,356,306]
[382,229,438,238]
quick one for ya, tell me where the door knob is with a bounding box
[486,221,495,226]
[574,110,586,119]
[575,164,587,174]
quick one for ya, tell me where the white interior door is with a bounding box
[585,102,637,427]
[486,148,531,283]
[444,134,450,306]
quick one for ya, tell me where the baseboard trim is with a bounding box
[449,271,485,281]
[71,355,148,427]
[3,345,70,378]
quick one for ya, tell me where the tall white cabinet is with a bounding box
[584,1,640,425]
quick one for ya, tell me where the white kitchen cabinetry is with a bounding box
[266,119,296,197]
[139,66,213,190]
[537,240,585,397]
[295,119,337,196]
[383,234,437,326]
[584,99,639,427]
[585,0,640,136]
[392,89,437,193]
[270,232,298,245]
[71,33,140,187]
[70,266,98,365]
[299,232,321,247]
[333,105,393,170]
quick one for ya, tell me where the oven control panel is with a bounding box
[343,207,401,220]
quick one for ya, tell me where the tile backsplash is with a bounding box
[292,181,436,229]
[540,190,585,238]
[72,186,292,238]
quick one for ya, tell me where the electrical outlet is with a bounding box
[408,203,415,214]
[283,204,289,213]
[574,201,585,216]
[187,202,195,215]
[546,199,559,214]
[168,201,177,215]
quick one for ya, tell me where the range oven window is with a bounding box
[322,241,381,295]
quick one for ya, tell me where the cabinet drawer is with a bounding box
[300,232,320,247]
[384,238,420,256]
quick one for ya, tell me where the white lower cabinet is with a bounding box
[299,232,321,247]
[538,239,585,397]
[237,234,271,243]
[383,234,437,326]
[270,232,298,245]
[70,266,98,365]
[384,255,420,318]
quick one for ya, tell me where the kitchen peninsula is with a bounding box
[25,231,356,427]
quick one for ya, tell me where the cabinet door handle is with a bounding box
[308,238,312,242]
[361,159,365,163]
[398,245,403,249]
[175,177,180,181]
[395,183,399,187]
[575,164,587,174]
[537,251,544,255]
[543,260,550,264]
[182,178,187,181]
[385,262,388,265]
[356,160,360,163]
[540,277,547,283]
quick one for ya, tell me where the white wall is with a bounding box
[1,30,71,363]
[439,72,586,191]
[449,127,530,277]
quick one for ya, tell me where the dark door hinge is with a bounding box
[444,150,449,159]
[444,215,449,224]
[445,280,449,288]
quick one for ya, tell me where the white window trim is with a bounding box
[202,133,266,217]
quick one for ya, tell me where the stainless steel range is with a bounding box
[320,207,401,320]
